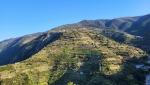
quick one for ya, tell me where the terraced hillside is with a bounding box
[0,27,147,85]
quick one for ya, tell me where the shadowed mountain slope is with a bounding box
[0,32,62,65]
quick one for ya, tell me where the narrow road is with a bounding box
[136,56,150,85]
[145,56,150,85]
[146,74,150,85]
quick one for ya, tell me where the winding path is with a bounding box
[145,56,150,85]
[136,56,150,85]
[146,74,150,85]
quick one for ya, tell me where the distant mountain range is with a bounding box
[0,14,150,85]
[78,14,150,52]
[78,14,150,34]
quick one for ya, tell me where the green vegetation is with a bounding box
[67,81,76,85]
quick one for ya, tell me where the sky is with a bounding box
[0,0,150,41]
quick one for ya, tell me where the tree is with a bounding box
[67,81,76,85]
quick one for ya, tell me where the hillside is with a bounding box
[0,14,150,85]
[0,26,147,85]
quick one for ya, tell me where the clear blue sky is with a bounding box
[0,0,150,41]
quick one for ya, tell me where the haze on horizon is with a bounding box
[0,0,150,41]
